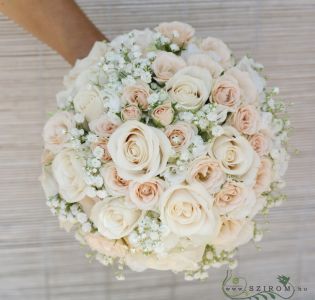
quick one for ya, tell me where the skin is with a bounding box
[0,0,108,65]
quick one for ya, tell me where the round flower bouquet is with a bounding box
[40,22,290,280]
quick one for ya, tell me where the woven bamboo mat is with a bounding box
[0,0,314,299]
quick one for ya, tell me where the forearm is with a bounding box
[0,0,107,65]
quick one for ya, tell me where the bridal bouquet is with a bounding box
[40,22,290,280]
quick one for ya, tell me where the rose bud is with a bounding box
[151,102,174,127]
[121,105,142,121]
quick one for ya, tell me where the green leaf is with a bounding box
[266,292,276,299]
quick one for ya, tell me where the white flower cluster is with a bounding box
[46,195,94,233]
[40,21,290,280]
[129,213,169,255]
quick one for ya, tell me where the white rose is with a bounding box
[209,126,260,185]
[73,86,104,122]
[187,53,223,79]
[64,41,109,88]
[43,111,75,153]
[237,56,266,95]
[214,218,254,251]
[166,66,212,110]
[160,184,220,243]
[39,166,58,199]
[199,37,233,68]
[52,149,87,203]
[91,197,143,239]
[126,243,205,272]
[107,120,172,182]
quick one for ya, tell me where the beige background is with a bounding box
[0,0,315,299]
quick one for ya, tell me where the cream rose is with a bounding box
[91,197,143,239]
[151,102,174,127]
[129,178,165,210]
[89,113,122,138]
[79,196,99,217]
[43,111,75,153]
[213,218,254,251]
[155,21,195,46]
[85,233,127,257]
[212,75,241,108]
[186,156,226,194]
[160,184,219,243]
[164,121,196,151]
[126,243,205,272]
[152,51,186,82]
[121,105,142,121]
[166,66,212,110]
[39,166,58,198]
[209,126,260,185]
[249,130,272,156]
[214,182,257,219]
[187,54,223,79]
[73,86,104,122]
[107,120,172,181]
[254,157,273,195]
[52,149,87,203]
[225,67,258,104]
[230,105,261,135]
[121,82,150,110]
[199,37,232,67]
[100,163,130,196]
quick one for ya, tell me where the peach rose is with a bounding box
[164,121,196,152]
[212,75,241,108]
[43,111,75,153]
[89,114,122,138]
[121,82,150,110]
[160,184,220,243]
[230,105,261,135]
[166,66,212,110]
[151,102,174,127]
[91,196,143,239]
[85,233,128,257]
[214,182,256,219]
[155,21,195,47]
[199,37,232,67]
[213,218,254,251]
[249,130,272,156]
[121,105,142,121]
[129,178,165,210]
[186,156,226,194]
[101,163,130,196]
[187,54,223,79]
[209,126,260,185]
[152,51,186,83]
[254,157,273,195]
[225,67,258,104]
[107,120,172,181]
[91,138,111,162]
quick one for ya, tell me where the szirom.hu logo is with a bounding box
[222,270,308,299]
